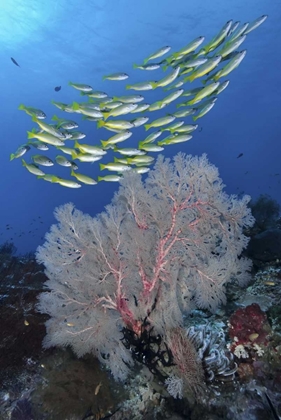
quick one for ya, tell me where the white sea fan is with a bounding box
[37,153,254,381]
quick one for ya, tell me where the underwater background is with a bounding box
[1,0,280,255]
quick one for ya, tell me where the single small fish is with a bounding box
[243,15,268,35]
[212,50,247,81]
[186,82,220,105]
[237,153,243,158]
[69,131,86,140]
[160,121,185,132]
[138,144,164,152]
[103,72,129,81]
[11,57,20,67]
[126,81,154,91]
[183,56,222,82]
[170,124,198,134]
[144,115,175,131]
[52,115,79,130]
[151,66,181,89]
[55,155,72,167]
[155,89,184,107]
[71,153,103,163]
[81,90,108,98]
[22,159,45,176]
[114,147,146,156]
[143,46,171,64]
[130,103,150,113]
[31,154,54,166]
[131,117,149,127]
[132,166,150,174]
[158,134,193,145]
[32,116,66,139]
[27,131,65,146]
[72,102,103,119]
[54,86,61,92]
[97,120,134,130]
[28,141,49,150]
[172,108,197,118]
[103,103,138,120]
[112,94,144,103]
[167,36,205,62]
[192,100,217,121]
[71,170,97,185]
[141,130,162,144]
[69,82,93,92]
[19,104,46,119]
[74,141,107,155]
[100,131,133,149]
[10,145,30,160]
[148,102,167,112]
[133,63,160,70]
[127,155,154,165]
[100,162,131,172]
[98,174,122,182]
[51,176,82,188]
[201,20,233,54]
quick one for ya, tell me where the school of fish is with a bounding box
[11,15,267,188]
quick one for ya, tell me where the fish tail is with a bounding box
[10,154,15,161]
[97,120,104,129]
[144,124,150,131]
[21,159,27,166]
[143,59,148,65]
[97,176,103,181]
[133,63,139,69]
[27,131,35,139]
[100,140,107,148]
[125,85,132,90]
[192,115,198,121]
[99,163,106,171]
[102,75,107,81]
[150,82,158,89]
[103,112,109,121]
[72,102,80,110]
[18,104,25,110]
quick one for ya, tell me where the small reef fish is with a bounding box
[31,155,54,166]
[69,82,93,92]
[71,170,97,185]
[19,104,46,119]
[103,73,129,81]
[22,159,45,176]
[143,46,171,64]
[10,145,30,160]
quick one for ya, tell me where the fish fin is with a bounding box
[10,154,15,161]
[125,85,132,90]
[18,104,25,110]
[100,140,107,148]
[156,101,162,107]
[21,159,26,166]
[143,59,148,65]
[102,75,107,81]
[51,114,59,122]
[71,152,78,160]
[70,170,75,176]
[99,163,105,170]
[31,115,38,123]
[74,141,79,148]
[192,116,198,121]
[144,124,150,131]
[133,63,139,69]
[97,176,103,181]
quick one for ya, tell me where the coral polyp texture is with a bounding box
[36,152,254,384]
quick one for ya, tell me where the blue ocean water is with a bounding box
[1,0,280,255]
